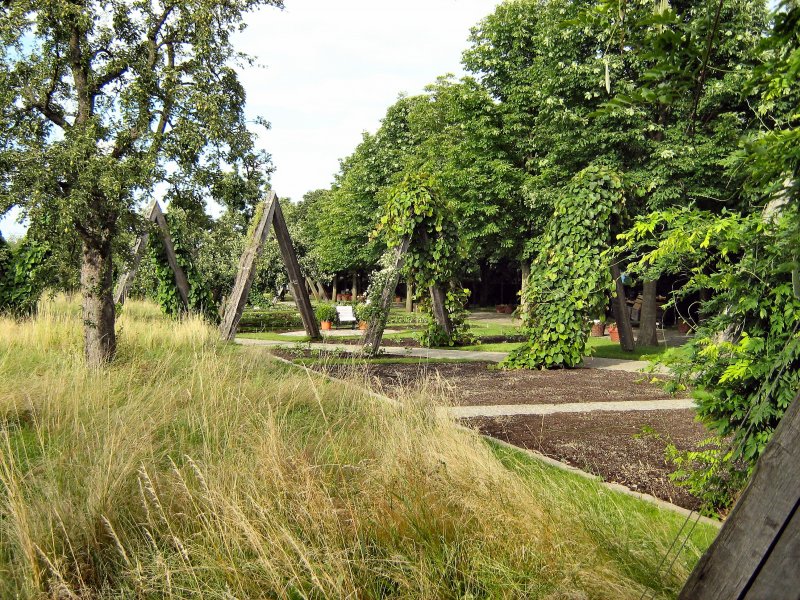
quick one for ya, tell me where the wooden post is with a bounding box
[151,202,191,311]
[305,277,320,301]
[271,198,321,340]
[362,237,411,354]
[113,200,190,310]
[679,392,800,599]
[429,284,454,339]
[219,194,278,341]
[610,263,635,352]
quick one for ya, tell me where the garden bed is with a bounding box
[465,409,708,511]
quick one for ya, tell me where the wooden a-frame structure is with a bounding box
[219,191,320,341]
[114,200,191,308]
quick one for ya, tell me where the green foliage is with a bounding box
[618,205,800,508]
[314,302,338,324]
[664,438,749,517]
[0,234,50,316]
[504,166,624,369]
[238,309,303,332]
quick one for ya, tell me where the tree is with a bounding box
[0,0,280,365]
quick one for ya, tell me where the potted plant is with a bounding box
[353,303,369,330]
[495,304,508,313]
[607,322,620,342]
[590,318,606,337]
[677,317,693,334]
[315,303,338,331]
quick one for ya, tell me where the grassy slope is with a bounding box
[0,298,714,597]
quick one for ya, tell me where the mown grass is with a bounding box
[0,297,713,598]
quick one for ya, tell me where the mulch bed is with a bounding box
[464,409,709,511]
[297,362,686,406]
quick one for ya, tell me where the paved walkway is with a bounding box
[236,337,658,373]
[450,398,694,419]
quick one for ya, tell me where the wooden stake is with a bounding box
[113,200,190,310]
[271,199,321,340]
[362,237,410,354]
[219,194,278,341]
[151,202,191,311]
[610,263,635,352]
[679,393,800,599]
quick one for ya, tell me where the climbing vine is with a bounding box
[375,172,473,346]
[503,165,625,369]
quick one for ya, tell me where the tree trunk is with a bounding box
[352,272,359,299]
[610,263,635,352]
[406,277,413,312]
[637,279,659,347]
[81,237,116,366]
[332,277,338,301]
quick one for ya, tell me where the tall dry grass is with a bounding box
[0,298,714,598]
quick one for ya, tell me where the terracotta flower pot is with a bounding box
[503,305,514,314]
[590,321,606,337]
[678,319,692,334]
[608,324,620,342]
[495,304,507,313]
[358,321,368,331]
[321,320,332,331]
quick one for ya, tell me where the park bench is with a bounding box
[335,305,357,329]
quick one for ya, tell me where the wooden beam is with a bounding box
[679,392,800,599]
[362,237,410,354]
[219,194,278,341]
[271,198,321,340]
[114,201,161,304]
[429,284,454,338]
[610,263,635,352]
[151,202,191,311]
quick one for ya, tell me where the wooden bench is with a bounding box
[335,305,357,329]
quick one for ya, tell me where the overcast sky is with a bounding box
[0,0,499,238]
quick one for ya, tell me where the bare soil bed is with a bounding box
[465,410,708,511]
[304,361,686,406]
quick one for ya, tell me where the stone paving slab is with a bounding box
[449,398,694,419]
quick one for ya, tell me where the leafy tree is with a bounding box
[504,166,625,368]
[0,0,280,365]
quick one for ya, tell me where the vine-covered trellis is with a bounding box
[362,173,473,354]
[504,165,625,369]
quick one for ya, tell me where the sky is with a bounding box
[0,0,500,238]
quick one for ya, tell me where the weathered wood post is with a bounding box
[113,200,190,310]
[429,284,454,339]
[114,203,155,304]
[271,198,320,340]
[219,194,279,341]
[679,392,800,599]
[362,237,411,354]
[151,201,191,311]
[610,262,635,352]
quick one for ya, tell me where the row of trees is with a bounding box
[293,0,767,345]
[286,0,797,508]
